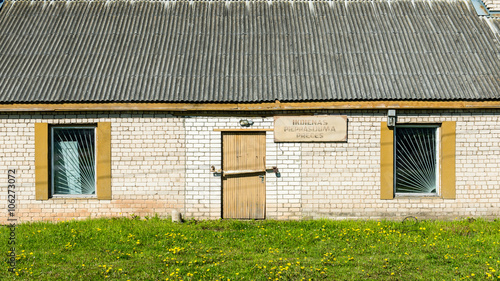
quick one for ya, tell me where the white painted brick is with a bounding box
[2,110,500,223]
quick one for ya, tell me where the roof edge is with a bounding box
[2,101,500,112]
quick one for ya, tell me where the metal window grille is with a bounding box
[51,127,96,195]
[395,126,437,194]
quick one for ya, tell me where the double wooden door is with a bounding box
[222,132,266,219]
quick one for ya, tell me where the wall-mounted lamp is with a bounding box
[239,119,254,127]
[387,109,397,127]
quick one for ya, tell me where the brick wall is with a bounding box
[0,112,185,222]
[1,109,499,223]
[302,110,500,220]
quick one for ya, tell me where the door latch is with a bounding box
[259,175,265,182]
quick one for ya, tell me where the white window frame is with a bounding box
[393,124,440,197]
[50,125,97,198]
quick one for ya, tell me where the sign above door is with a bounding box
[274,115,348,142]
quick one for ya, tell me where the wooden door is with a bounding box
[222,132,266,219]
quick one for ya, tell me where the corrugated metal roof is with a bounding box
[0,0,499,103]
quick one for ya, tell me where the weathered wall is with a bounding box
[0,112,186,222]
[1,109,499,223]
[183,110,500,220]
[301,110,500,220]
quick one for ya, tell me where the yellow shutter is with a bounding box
[35,123,49,200]
[441,121,456,199]
[96,122,112,200]
[380,122,394,199]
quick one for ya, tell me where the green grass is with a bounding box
[1,216,500,280]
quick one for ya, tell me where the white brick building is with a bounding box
[1,0,500,222]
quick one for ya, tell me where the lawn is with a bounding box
[1,216,499,280]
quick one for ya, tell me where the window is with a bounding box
[35,122,111,200]
[380,121,456,199]
[394,126,438,195]
[51,126,96,196]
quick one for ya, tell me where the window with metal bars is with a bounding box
[394,126,438,195]
[51,126,96,196]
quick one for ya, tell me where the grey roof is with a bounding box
[0,0,500,103]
